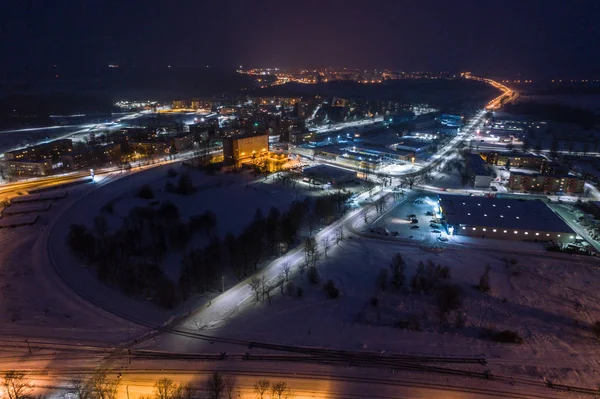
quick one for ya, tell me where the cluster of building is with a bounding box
[465,150,586,193]
[238,68,458,87]
[3,139,121,177]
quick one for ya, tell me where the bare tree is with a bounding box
[253,379,270,399]
[304,236,319,268]
[282,262,291,281]
[68,376,92,399]
[224,375,237,399]
[262,278,273,305]
[335,226,344,244]
[206,372,224,399]
[271,381,292,399]
[154,378,182,399]
[249,277,262,301]
[90,370,120,399]
[322,237,330,259]
[2,371,31,399]
[179,383,198,399]
[278,277,285,295]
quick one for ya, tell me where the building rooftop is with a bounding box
[467,154,492,176]
[438,194,574,233]
[303,164,355,180]
[489,151,546,159]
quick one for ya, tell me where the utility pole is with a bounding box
[25,340,31,354]
[222,275,225,292]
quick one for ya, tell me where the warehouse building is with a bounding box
[437,194,575,243]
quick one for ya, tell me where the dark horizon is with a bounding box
[2,0,600,79]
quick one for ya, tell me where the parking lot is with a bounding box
[369,192,449,241]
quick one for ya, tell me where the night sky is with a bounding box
[2,0,599,77]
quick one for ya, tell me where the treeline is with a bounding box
[1,369,293,399]
[504,101,599,129]
[67,187,351,308]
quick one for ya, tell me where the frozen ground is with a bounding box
[141,231,600,390]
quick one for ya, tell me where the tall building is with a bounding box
[223,134,269,165]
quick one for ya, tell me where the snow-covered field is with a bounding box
[141,233,600,389]
[47,164,332,326]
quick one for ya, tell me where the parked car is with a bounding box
[425,211,434,216]
[491,186,498,191]
[407,214,416,218]
[410,219,419,224]
[432,229,441,233]
[410,225,420,229]
[437,236,449,242]
[390,231,399,236]
[430,224,438,228]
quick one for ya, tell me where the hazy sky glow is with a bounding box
[2,0,599,77]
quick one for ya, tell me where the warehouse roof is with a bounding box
[438,194,574,233]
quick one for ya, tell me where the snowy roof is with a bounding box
[303,164,355,180]
[438,194,574,233]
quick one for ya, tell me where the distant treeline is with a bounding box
[504,101,600,128]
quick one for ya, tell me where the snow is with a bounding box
[139,232,600,390]
[46,164,332,326]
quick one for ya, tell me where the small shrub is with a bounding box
[510,258,518,265]
[167,168,178,178]
[592,321,600,338]
[396,314,422,331]
[454,311,466,329]
[370,296,379,307]
[323,280,340,299]
[102,202,114,214]
[138,184,154,199]
[308,266,320,285]
[296,286,304,298]
[176,172,196,195]
[287,281,295,297]
[490,330,524,344]
[436,284,464,318]
[439,265,451,279]
[478,265,491,293]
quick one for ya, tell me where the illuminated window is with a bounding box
[524,232,528,235]
[514,231,518,234]
[472,227,476,231]
[493,229,497,232]
[557,234,561,237]
[462,226,466,230]
[503,230,507,233]
[535,233,539,236]
[483,228,487,232]
[546,233,550,236]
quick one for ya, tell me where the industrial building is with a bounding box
[223,134,269,165]
[508,172,585,193]
[437,194,576,243]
